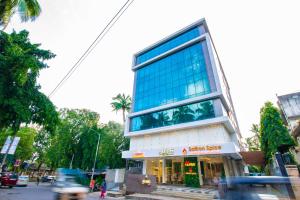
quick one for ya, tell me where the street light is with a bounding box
[89,128,101,188]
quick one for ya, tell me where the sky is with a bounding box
[6,0,300,138]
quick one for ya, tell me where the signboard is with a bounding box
[1,136,20,155]
[1,136,11,154]
[141,176,151,185]
[159,148,174,156]
[187,145,222,155]
[122,142,240,159]
[184,157,199,187]
[133,152,144,158]
[8,137,20,154]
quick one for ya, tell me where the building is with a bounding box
[277,91,300,161]
[122,19,244,186]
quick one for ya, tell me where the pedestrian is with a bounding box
[36,175,40,186]
[100,180,107,199]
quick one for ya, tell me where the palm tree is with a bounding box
[111,94,131,123]
[0,0,41,30]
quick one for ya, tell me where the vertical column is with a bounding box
[231,159,239,176]
[227,157,234,176]
[222,157,231,187]
[162,159,166,184]
[222,157,228,177]
[197,157,203,186]
[142,160,147,175]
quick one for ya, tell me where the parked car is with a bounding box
[249,172,265,176]
[17,175,29,187]
[0,172,18,188]
[42,175,56,182]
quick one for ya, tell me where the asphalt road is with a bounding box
[0,182,117,200]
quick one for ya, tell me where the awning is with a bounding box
[240,151,265,165]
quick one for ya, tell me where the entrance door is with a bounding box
[200,157,225,185]
[173,162,183,184]
[147,160,163,184]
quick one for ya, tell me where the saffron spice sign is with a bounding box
[187,145,222,155]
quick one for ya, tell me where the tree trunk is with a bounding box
[122,108,126,124]
[37,162,43,175]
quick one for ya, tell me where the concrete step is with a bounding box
[107,191,124,198]
[125,193,186,200]
[152,190,217,200]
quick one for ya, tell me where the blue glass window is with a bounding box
[133,41,214,112]
[130,100,215,132]
[136,26,205,65]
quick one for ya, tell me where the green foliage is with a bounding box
[44,109,128,171]
[248,165,262,173]
[33,128,51,167]
[45,108,100,169]
[98,121,129,169]
[184,157,199,187]
[111,93,131,123]
[260,102,295,164]
[245,124,261,151]
[0,127,36,161]
[0,30,58,135]
[0,0,41,29]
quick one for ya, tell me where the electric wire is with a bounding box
[48,0,134,98]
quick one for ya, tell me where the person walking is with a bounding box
[100,180,107,199]
[36,175,40,186]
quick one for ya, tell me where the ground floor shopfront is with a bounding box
[123,142,243,187]
[142,155,242,187]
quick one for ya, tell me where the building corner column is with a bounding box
[142,160,147,175]
[222,157,231,187]
[231,159,239,176]
[162,159,166,184]
[197,157,203,186]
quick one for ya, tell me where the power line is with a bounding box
[48,0,134,98]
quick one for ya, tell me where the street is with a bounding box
[0,182,118,200]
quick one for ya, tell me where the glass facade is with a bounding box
[136,26,205,65]
[130,100,215,132]
[134,41,213,112]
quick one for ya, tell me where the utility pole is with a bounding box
[90,129,101,188]
[69,154,74,169]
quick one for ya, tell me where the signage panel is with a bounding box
[122,142,240,159]
[1,136,21,155]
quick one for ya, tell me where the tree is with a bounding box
[98,121,129,169]
[45,108,100,170]
[33,128,51,170]
[260,102,295,164]
[0,0,41,30]
[76,126,102,170]
[111,94,131,123]
[0,30,58,167]
[245,124,261,151]
[44,110,128,171]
